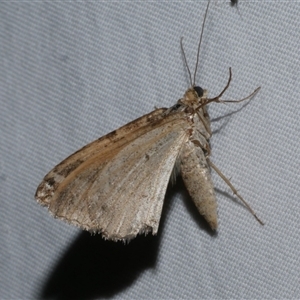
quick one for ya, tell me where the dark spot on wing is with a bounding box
[56,159,84,177]
[46,177,56,187]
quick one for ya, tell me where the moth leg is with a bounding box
[195,68,233,112]
[207,158,264,225]
[196,68,260,109]
[218,86,261,104]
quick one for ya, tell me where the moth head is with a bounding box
[181,86,208,107]
[193,86,204,98]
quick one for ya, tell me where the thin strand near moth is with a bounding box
[35,0,263,242]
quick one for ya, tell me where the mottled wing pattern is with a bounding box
[36,109,190,241]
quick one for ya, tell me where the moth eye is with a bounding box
[194,86,204,98]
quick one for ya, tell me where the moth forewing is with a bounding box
[35,108,169,206]
[36,108,191,241]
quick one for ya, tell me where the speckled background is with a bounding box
[1,1,300,299]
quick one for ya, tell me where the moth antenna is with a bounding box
[180,37,193,87]
[208,158,264,226]
[193,0,211,86]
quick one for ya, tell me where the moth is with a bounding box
[35,1,263,242]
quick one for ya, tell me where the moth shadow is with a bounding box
[40,221,165,299]
[39,173,216,299]
[210,98,252,132]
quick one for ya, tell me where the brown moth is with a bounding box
[35,1,263,242]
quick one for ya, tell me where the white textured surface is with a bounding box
[1,1,300,299]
